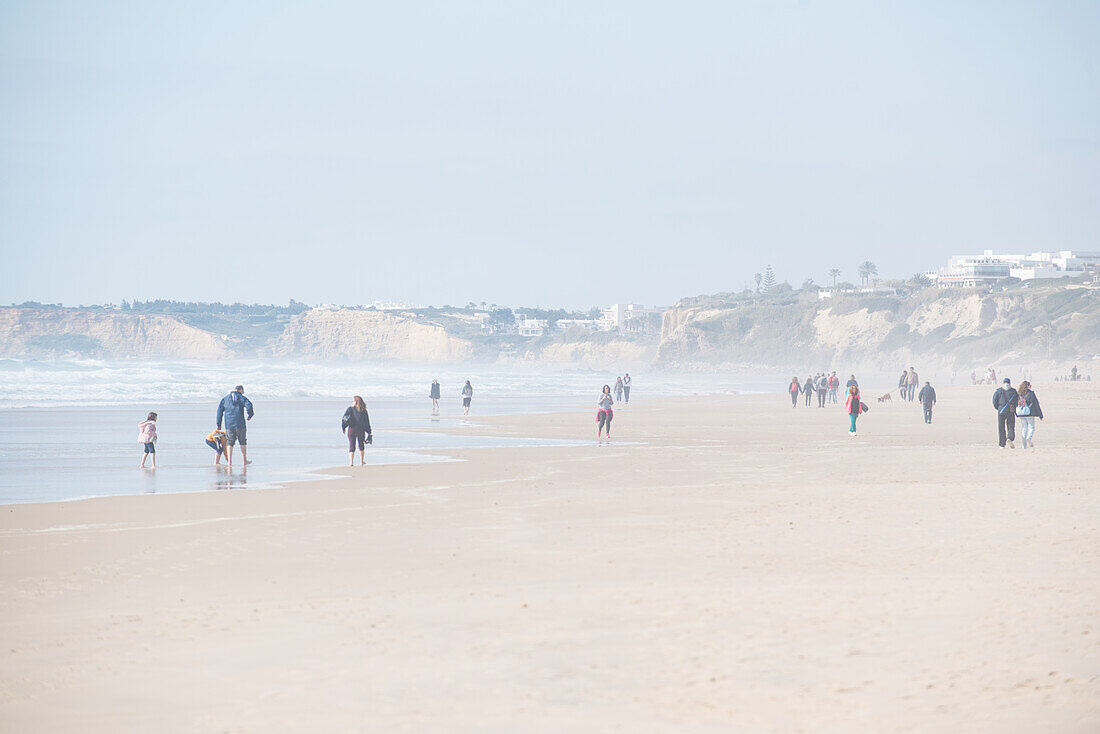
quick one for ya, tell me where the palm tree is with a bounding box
[908,273,931,290]
[828,269,841,288]
[857,261,878,287]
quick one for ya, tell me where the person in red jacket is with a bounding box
[788,376,802,408]
[844,385,865,436]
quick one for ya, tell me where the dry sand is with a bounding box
[1,383,1097,732]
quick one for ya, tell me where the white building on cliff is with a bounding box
[599,304,666,333]
[929,250,1100,288]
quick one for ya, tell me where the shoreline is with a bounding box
[1,385,1097,732]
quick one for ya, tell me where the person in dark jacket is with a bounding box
[992,378,1018,448]
[1015,381,1043,449]
[461,380,474,415]
[342,395,373,466]
[846,375,859,391]
[803,376,814,407]
[216,385,255,465]
[788,376,802,407]
[917,381,936,424]
[430,380,441,415]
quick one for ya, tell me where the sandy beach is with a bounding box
[1,383,1097,733]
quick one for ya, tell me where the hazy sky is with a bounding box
[2,1,1097,309]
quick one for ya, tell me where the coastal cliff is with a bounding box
[268,309,478,362]
[0,308,231,359]
[527,333,655,368]
[4,284,1095,368]
[656,286,1100,369]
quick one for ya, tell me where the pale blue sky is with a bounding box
[1,1,1097,309]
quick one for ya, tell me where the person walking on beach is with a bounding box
[430,379,441,415]
[803,375,814,407]
[816,373,828,408]
[1015,381,1043,449]
[597,384,614,442]
[844,386,865,436]
[623,373,632,403]
[614,376,624,402]
[898,370,908,400]
[138,412,158,468]
[216,385,254,466]
[205,429,228,465]
[917,381,936,424]
[828,372,840,404]
[788,376,802,407]
[461,380,473,416]
[846,374,859,392]
[992,378,1018,448]
[341,396,373,466]
[906,368,919,402]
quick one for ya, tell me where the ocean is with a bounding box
[0,360,773,505]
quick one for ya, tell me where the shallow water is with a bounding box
[0,362,779,504]
[0,398,599,504]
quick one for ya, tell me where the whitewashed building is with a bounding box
[599,304,666,333]
[931,250,1100,288]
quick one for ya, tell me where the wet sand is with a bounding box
[1,383,1097,732]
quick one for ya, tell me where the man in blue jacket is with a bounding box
[216,385,255,465]
[992,378,1018,448]
[917,381,936,424]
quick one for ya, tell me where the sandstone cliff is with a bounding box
[530,337,655,368]
[0,308,231,360]
[656,286,1100,369]
[268,309,478,362]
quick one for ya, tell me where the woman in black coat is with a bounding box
[342,395,373,466]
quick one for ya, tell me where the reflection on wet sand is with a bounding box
[214,464,249,491]
[140,469,158,495]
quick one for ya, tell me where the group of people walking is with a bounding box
[782,365,1047,446]
[788,372,842,408]
[613,374,632,403]
[787,372,868,434]
[429,379,475,416]
[898,367,920,401]
[992,377,1044,448]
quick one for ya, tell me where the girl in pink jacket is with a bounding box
[138,412,158,468]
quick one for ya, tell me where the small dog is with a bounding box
[878,393,893,403]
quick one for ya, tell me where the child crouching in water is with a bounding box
[138,412,158,468]
[206,429,229,465]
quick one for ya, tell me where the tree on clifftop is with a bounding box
[753,273,762,293]
[828,268,841,288]
[858,261,878,287]
[762,265,776,292]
